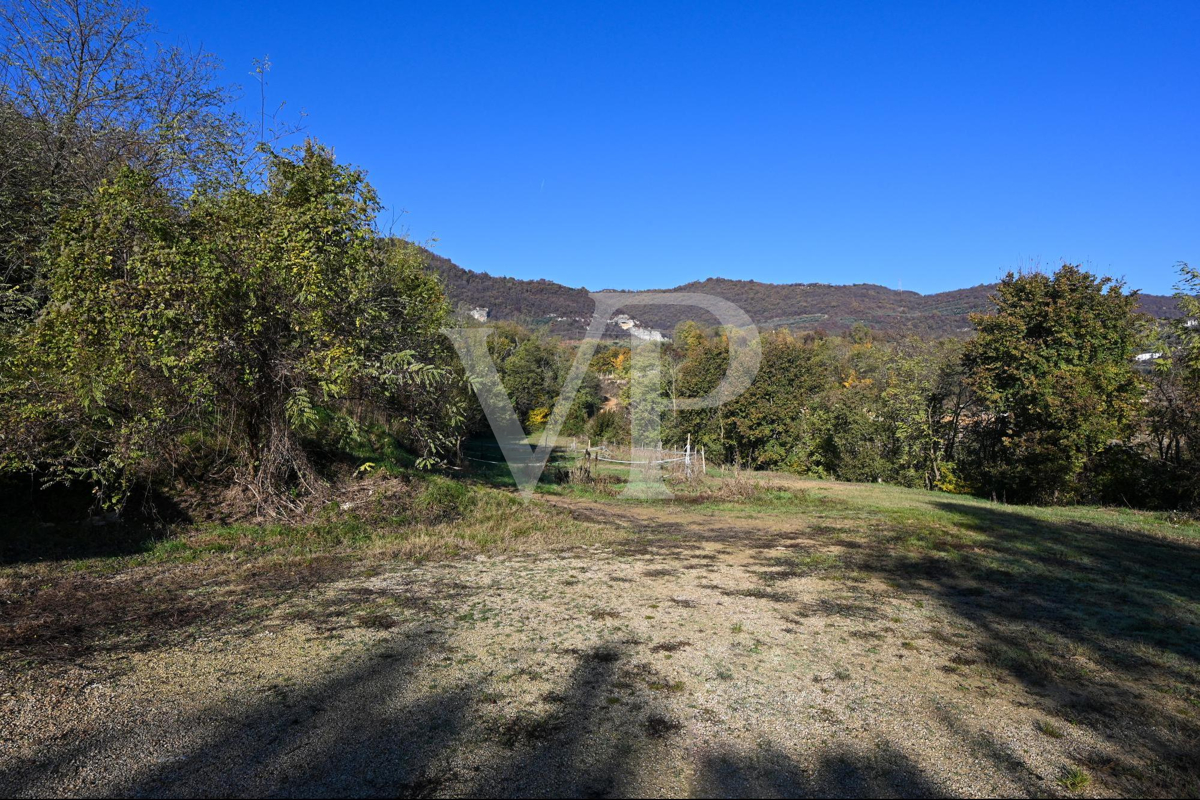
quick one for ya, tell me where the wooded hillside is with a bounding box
[426,250,1183,338]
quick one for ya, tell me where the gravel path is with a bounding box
[0,497,1128,797]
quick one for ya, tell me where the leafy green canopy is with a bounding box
[1,142,462,507]
[961,264,1143,503]
[1178,263,1200,375]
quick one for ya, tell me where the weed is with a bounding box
[1036,719,1065,739]
[1058,766,1091,792]
[646,679,686,693]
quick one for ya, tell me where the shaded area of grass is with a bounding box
[0,476,616,670]
[743,482,1200,797]
[0,555,355,668]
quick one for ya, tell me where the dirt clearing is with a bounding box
[2,479,1197,797]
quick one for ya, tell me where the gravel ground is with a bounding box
[0,496,1154,797]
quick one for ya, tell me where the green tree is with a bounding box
[1,142,459,507]
[960,264,1143,503]
[1177,263,1200,374]
[670,328,731,459]
[721,331,828,470]
[501,337,565,426]
[1154,263,1200,505]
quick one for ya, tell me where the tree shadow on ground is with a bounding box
[695,743,946,799]
[1,628,464,797]
[926,501,1200,666]
[1,632,958,798]
[787,499,1200,796]
[0,553,361,666]
[465,643,656,797]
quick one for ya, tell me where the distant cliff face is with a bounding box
[422,248,1182,340]
[609,313,665,341]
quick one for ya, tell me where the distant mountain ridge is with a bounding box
[422,249,1183,339]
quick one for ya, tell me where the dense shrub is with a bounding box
[959,266,1143,504]
[0,145,462,509]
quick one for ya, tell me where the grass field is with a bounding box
[1,468,1198,797]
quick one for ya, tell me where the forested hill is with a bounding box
[423,249,1183,339]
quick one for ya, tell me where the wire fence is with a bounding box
[462,437,708,473]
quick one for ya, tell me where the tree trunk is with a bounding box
[243,391,320,514]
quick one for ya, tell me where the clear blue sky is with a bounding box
[155,0,1198,295]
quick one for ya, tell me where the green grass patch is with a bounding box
[1058,766,1091,792]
